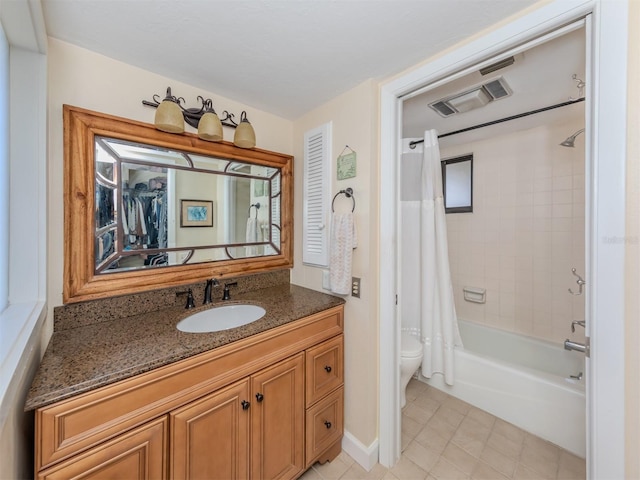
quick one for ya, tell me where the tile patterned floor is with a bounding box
[301,379,586,480]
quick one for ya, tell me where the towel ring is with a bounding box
[248,202,260,218]
[331,188,355,212]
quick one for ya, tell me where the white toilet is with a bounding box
[400,331,423,408]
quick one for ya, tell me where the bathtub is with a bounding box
[422,319,586,458]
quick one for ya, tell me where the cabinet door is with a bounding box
[38,417,167,480]
[171,379,250,480]
[251,353,305,480]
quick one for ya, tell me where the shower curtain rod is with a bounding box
[408,97,585,149]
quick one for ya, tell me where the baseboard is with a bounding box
[342,430,379,472]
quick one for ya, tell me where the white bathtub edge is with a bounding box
[420,364,586,459]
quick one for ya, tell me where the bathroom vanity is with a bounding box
[29,106,345,478]
[26,285,344,480]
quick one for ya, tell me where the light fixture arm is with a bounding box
[142,87,245,129]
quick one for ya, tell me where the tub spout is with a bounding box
[564,339,587,354]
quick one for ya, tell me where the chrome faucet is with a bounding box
[571,320,585,333]
[203,278,219,304]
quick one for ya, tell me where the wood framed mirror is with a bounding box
[64,105,293,303]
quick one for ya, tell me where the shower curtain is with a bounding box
[401,131,462,385]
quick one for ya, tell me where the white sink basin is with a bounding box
[177,304,266,333]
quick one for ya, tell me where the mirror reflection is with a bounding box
[441,154,473,214]
[94,137,282,274]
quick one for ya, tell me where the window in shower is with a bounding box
[441,154,473,213]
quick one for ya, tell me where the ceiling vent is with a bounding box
[479,56,515,76]
[428,77,512,117]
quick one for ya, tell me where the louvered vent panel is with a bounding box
[429,101,457,117]
[303,123,331,266]
[483,78,510,99]
[429,77,512,117]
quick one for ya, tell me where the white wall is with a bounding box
[441,116,586,345]
[292,79,379,461]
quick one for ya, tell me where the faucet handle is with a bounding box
[176,288,196,309]
[571,320,586,333]
[222,282,238,301]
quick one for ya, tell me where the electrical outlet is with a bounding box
[351,277,361,298]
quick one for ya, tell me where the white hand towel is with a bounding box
[329,212,357,295]
[245,218,259,256]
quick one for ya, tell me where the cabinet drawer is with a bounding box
[305,335,343,407]
[305,386,343,466]
[38,417,168,480]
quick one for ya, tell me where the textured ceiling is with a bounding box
[42,0,538,120]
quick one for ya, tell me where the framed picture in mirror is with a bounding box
[180,199,214,227]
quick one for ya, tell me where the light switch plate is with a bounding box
[322,270,330,290]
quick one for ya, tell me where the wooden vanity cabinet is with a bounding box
[34,305,343,480]
[171,354,305,480]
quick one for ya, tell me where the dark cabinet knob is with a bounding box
[241,400,250,410]
[324,420,332,429]
[324,365,332,373]
[256,392,264,402]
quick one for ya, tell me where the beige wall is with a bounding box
[47,38,380,452]
[46,39,384,454]
[625,0,639,477]
[440,115,585,345]
[292,79,379,448]
[46,38,293,324]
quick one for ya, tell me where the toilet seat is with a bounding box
[401,331,422,357]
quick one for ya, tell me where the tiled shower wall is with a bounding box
[440,119,585,345]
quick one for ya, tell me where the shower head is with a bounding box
[560,128,585,148]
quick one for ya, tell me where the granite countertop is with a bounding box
[25,284,344,411]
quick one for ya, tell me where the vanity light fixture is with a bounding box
[142,87,256,148]
[153,87,184,134]
[233,112,256,149]
[197,99,223,142]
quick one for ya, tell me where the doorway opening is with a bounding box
[399,20,587,459]
[378,2,628,478]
